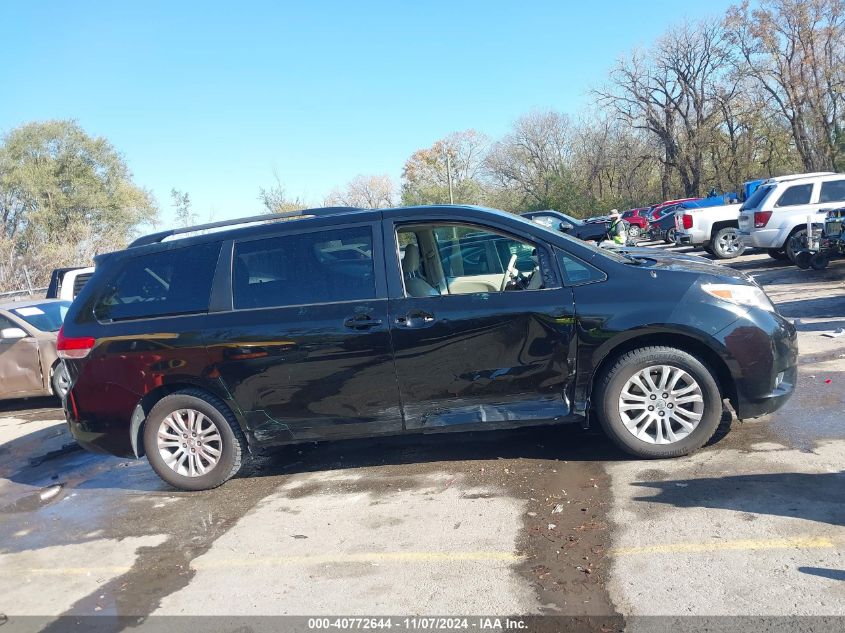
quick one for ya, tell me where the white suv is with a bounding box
[738,172,844,261]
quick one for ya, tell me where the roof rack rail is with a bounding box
[128,207,362,248]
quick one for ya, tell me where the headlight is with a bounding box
[702,283,776,312]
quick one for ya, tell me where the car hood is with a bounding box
[608,246,711,265]
[637,255,753,283]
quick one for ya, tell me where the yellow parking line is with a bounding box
[191,551,522,569]
[612,535,838,556]
[14,551,522,576]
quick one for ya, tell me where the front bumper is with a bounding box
[717,309,798,419]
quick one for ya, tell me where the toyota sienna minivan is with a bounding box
[59,205,797,490]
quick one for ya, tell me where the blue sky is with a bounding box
[1,1,735,227]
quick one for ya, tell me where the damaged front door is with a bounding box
[388,222,578,430]
[0,317,44,397]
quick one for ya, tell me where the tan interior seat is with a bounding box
[401,244,439,297]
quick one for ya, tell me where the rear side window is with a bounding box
[819,180,845,204]
[93,243,221,322]
[775,184,813,207]
[741,184,774,211]
[233,226,375,309]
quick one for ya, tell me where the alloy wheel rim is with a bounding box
[55,368,70,396]
[718,232,741,253]
[618,365,704,444]
[157,409,223,477]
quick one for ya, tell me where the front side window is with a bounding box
[94,243,221,321]
[556,249,607,286]
[819,180,845,204]
[397,223,552,297]
[775,184,813,207]
[233,226,375,309]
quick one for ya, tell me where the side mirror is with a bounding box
[558,221,573,232]
[1,327,28,340]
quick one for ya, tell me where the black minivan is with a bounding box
[59,205,797,490]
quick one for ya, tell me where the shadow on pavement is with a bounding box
[630,471,845,527]
[797,566,845,581]
[777,296,845,319]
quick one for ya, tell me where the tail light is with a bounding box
[56,326,95,359]
[682,214,693,229]
[754,211,773,228]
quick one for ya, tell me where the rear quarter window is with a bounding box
[93,243,221,321]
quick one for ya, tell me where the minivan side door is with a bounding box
[384,217,578,431]
[204,221,403,443]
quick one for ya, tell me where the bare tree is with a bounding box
[258,171,308,214]
[324,174,397,208]
[726,0,845,171]
[486,111,575,208]
[595,20,737,197]
[401,130,490,205]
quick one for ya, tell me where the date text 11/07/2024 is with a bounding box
[306,617,529,630]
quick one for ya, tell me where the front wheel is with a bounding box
[627,225,641,238]
[664,228,677,244]
[810,253,830,270]
[143,389,248,491]
[51,362,71,400]
[595,346,723,458]
[711,227,745,259]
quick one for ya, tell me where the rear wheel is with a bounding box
[767,248,789,260]
[702,244,715,256]
[143,389,247,491]
[711,227,745,259]
[664,228,677,244]
[786,229,807,263]
[627,225,641,238]
[595,346,722,458]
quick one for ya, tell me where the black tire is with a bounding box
[664,228,676,244]
[50,362,70,400]
[786,229,807,263]
[767,248,789,260]
[794,250,812,269]
[810,253,830,270]
[143,389,248,491]
[702,244,715,256]
[595,346,722,458]
[711,227,745,259]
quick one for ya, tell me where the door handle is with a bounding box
[343,314,384,330]
[395,309,436,328]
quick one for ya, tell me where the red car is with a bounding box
[648,198,700,221]
[621,208,651,237]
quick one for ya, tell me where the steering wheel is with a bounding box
[500,254,519,291]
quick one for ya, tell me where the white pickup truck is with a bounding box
[673,203,744,259]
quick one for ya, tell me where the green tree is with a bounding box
[0,120,157,290]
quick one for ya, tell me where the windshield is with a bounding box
[11,301,71,332]
[740,184,774,211]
